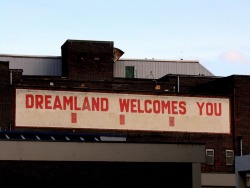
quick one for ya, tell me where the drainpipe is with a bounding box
[240,137,243,156]
[177,76,179,93]
[237,135,243,156]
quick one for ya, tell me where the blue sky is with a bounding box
[1,0,250,76]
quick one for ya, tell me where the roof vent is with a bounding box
[113,48,124,62]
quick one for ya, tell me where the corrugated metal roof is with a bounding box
[114,58,214,78]
[0,54,214,78]
[0,54,61,76]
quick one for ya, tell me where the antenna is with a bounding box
[149,71,160,90]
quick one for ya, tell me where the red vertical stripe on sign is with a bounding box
[120,114,125,125]
[169,116,175,126]
[71,113,77,123]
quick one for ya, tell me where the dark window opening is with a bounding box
[125,66,134,78]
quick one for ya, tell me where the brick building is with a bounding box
[1,39,249,187]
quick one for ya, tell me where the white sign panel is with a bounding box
[15,89,230,133]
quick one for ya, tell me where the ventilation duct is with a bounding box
[113,48,124,62]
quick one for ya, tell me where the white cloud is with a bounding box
[219,50,249,63]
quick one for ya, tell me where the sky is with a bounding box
[1,0,250,76]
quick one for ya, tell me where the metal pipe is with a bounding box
[237,135,243,156]
[240,138,243,156]
[177,76,179,93]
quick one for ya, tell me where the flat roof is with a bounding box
[118,58,199,63]
[0,54,199,63]
[0,54,61,59]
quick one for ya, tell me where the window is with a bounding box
[206,149,214,165]
[226,150,234,165]
[125,66,134,78]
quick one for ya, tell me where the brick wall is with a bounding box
[4,57,250,174]
[9,73,235,173]
[0,61,12,130]
[0,61,10,85]
[233,76,250,156]
[61,40,114,81]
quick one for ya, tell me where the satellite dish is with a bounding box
[113,48,124,62]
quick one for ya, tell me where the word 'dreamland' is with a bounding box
[25,94,109,111]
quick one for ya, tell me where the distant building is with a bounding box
[0,47,213,78]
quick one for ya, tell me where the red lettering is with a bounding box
[197,102,204,115]
[74,96,81,110]
[26,94,34,108]
[25,94,110,112]
[153,100,160,114]
[120,114,125,125]
[119,98,187,114]
[53,96,62,110]
[206,102,213,116]
[137,100,144,113]
[161,101,171,114]
[144,100,152,113]
[130,99,137,113]
[171,101,178,114]
[71,113,77,123]
[197,102,222,116]
[169,116,175,126]
[82,97,91,111]
[91,97,99,111]
[101,98,109,111]
[119,99,129,112]
[44,95,52,109]
[35,95,43,109]
[63,96,73,110]
[179,101,186,115]
[214,103,222,116]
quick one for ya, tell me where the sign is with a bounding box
[15,89,230,133]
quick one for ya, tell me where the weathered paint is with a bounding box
[15,89,230,133]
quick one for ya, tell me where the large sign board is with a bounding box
[15,89,230,133]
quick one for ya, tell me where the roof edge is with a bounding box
[118,58,199,63]
[0,54,61,59]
